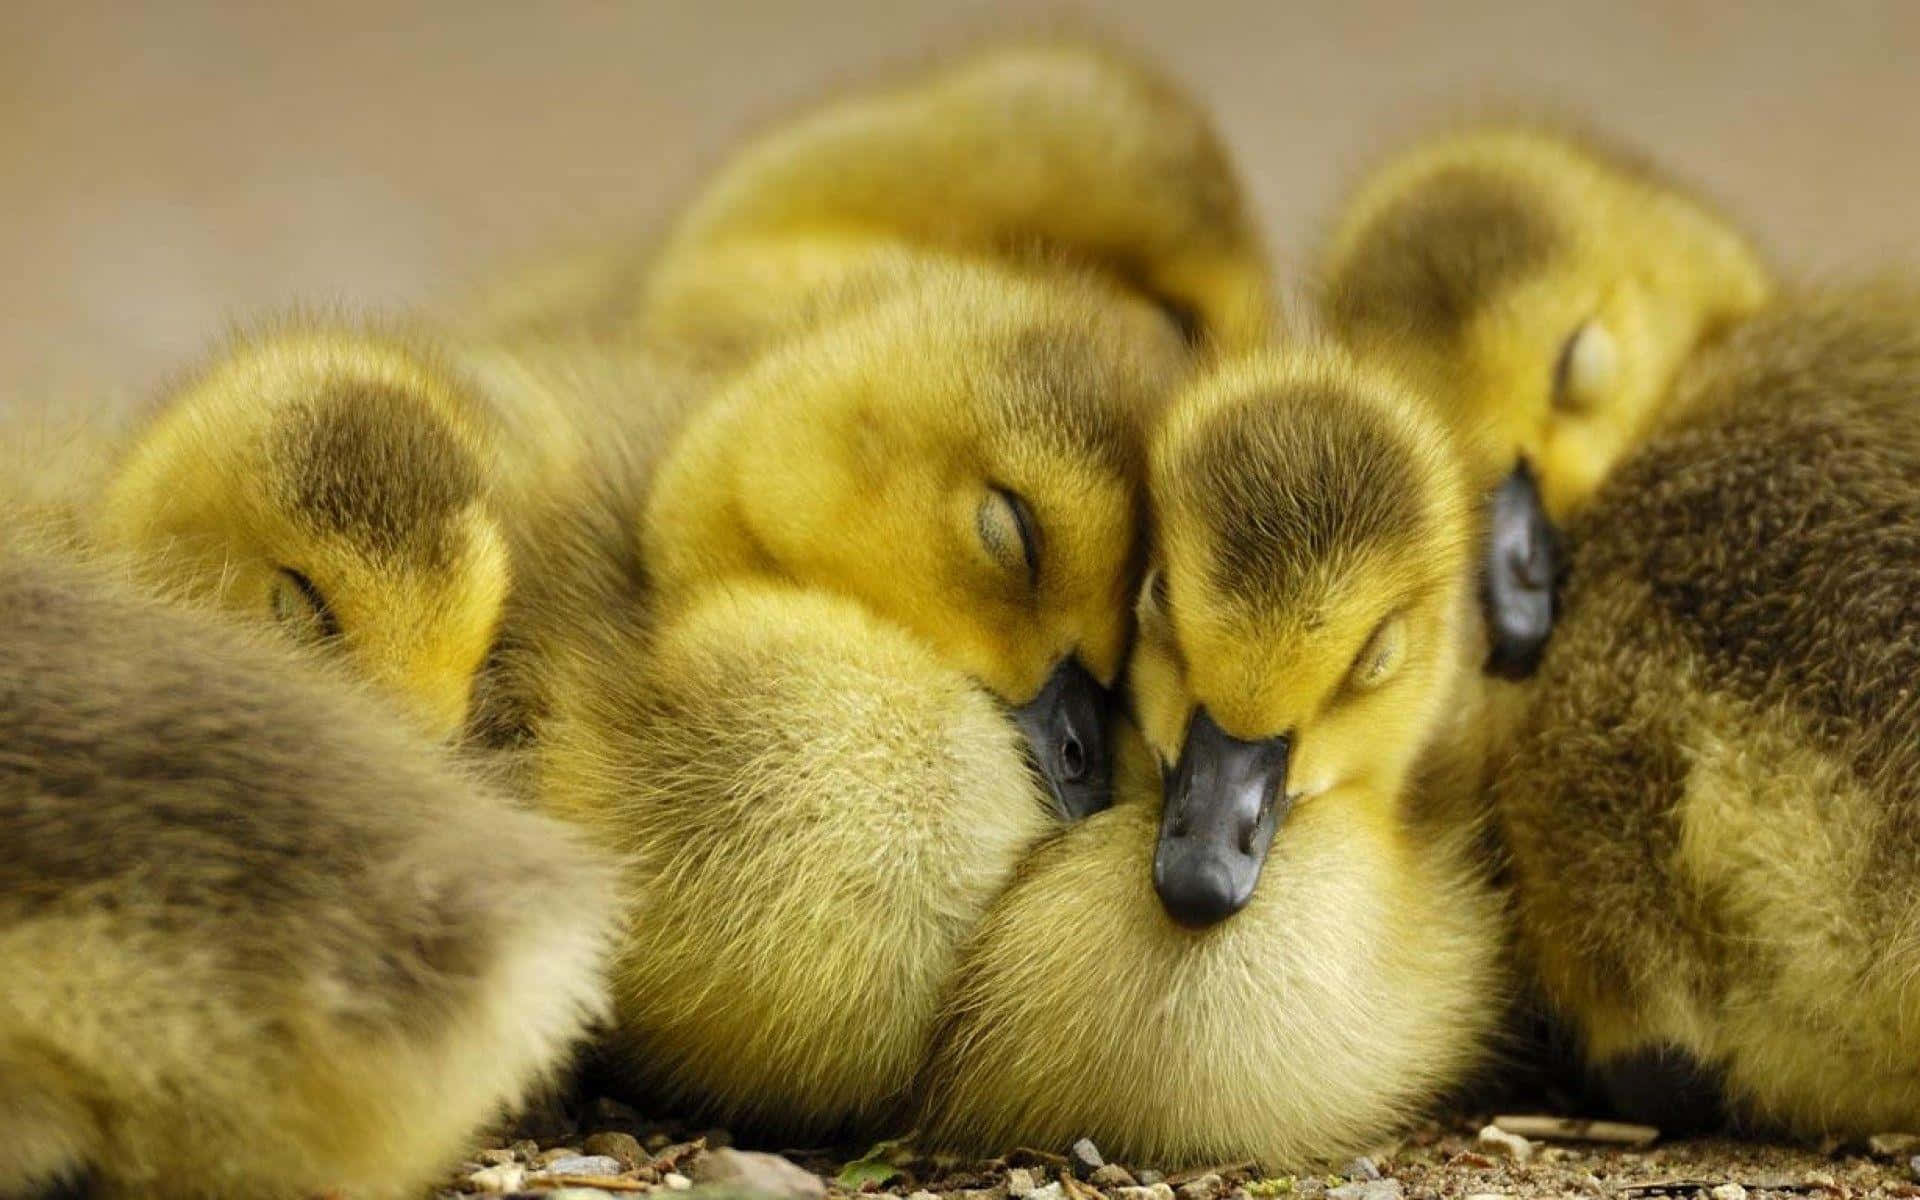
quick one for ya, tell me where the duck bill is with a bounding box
[1011,657,1114,822]
[1482,457,1565,680]
[1151,707,1291,928]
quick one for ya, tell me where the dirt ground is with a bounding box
[442,1102,1920,1200]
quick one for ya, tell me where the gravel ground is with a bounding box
[432,1100,1920,1200]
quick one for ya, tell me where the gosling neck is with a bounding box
[642,393,785,608]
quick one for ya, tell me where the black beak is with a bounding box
[1152,707,1291,928]
[1481,458,1566,680]
[1012,657,1114,822]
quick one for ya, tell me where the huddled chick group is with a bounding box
[5,35,1918,1200]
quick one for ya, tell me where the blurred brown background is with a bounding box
[6,1,1917,411]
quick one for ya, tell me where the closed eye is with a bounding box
[1345,611,1406,694]
[272,568,343,644]
[980,486,1041,587]
[1553,319,1618,414]
[1005,490,1040,584]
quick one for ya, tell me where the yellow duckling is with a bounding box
[1321,119,1920,1136]
[625,39,1274,815]
[1317,123,1774,675]
[638,38,1276,361]
[914,346,1507,1165]
[536,580,1054,1141]
[89,322,512,738]
[1488,287,1920,1137]
[0,535,615,1198]
[642,257,1186,816]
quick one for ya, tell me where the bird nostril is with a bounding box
[1238,820,1256,856]
[1060,731,1086,781]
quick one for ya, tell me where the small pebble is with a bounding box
[1911,1155,1920,1184]
[508,1139,540,1161]
[1117,1189,1162,1200]
[1327,1182,1402,1200]
[1474,1125,1534,1164]
[1873,1134,1920,1157]
[536,1146,583,1165]
[533,1155,623,1178]
[475,1149,518,1167]
[1463,1194,1511,1200]
[1710,1185,1748,1200]
[691,1148,826,1200]
[1092,1165,1139,1188]
[1178,1174,1224,1200]
[664,1172,693,1191]
[1030,1184,1065,1200]
[907,1192,940,1200]
[1347,1158,1382,1182]
[653,1141,706,1170]
[1138,1171,1167,1187]
[1070,1139,1106,1178]
[1150,1185,1177,1200]
[1007,1168,1040,1197]
[583,1131,645,1167]
[465,1163,527,1193]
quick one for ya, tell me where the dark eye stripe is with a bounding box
[281,568,343,643]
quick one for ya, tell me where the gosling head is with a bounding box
[646,262,1191,819]
[1130,349,1474,927]
[1319,125,1771,673]
[92,327,509,738]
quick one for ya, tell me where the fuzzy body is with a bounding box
[1494,291,1920,1136]
[640,39,1274,359]
[539,583,1053,1140]
[0,545,615,1199]
[915,732,1505,1166]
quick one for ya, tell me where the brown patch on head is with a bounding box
[1167,385,1425,617]
[272,380,485,567]
[1328,165,1565,342]
[986,325,1147,480]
